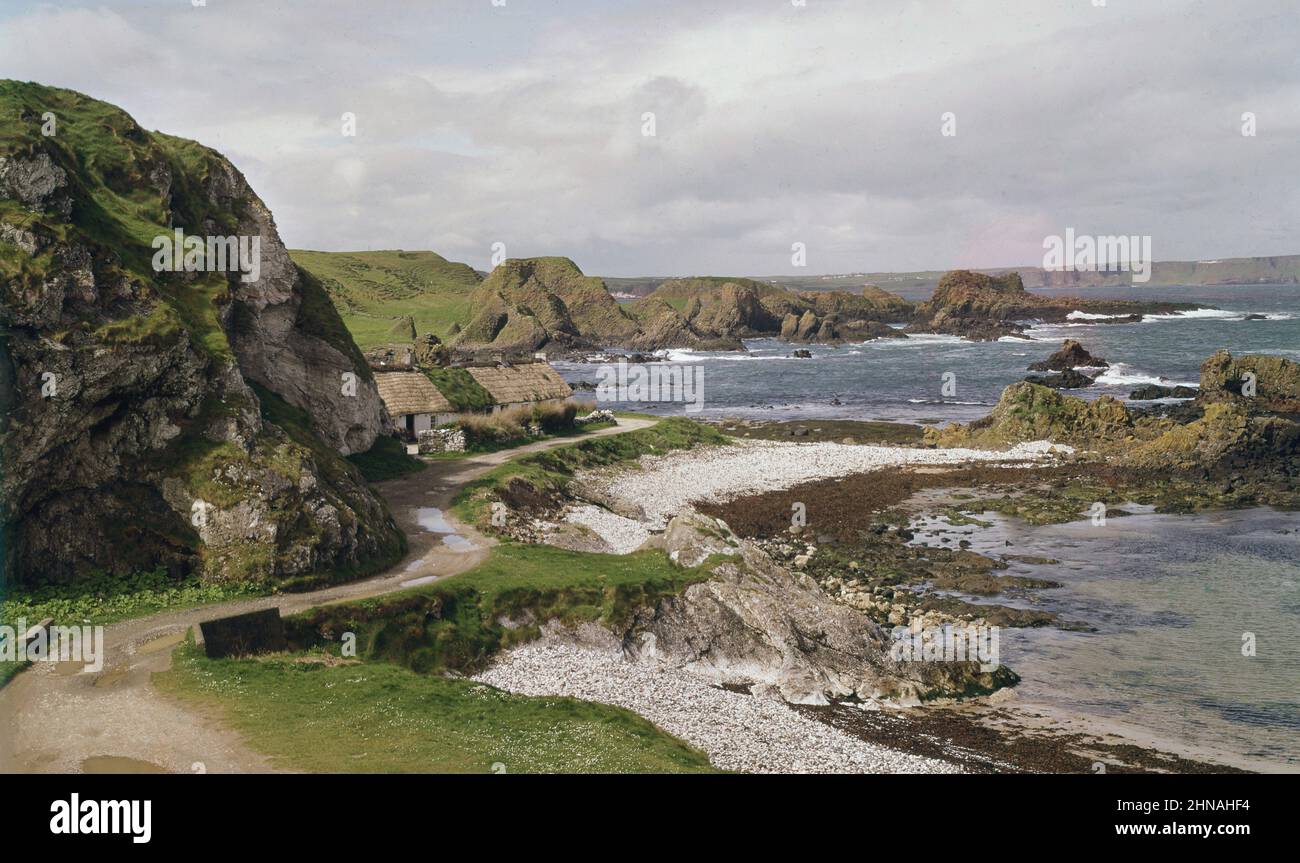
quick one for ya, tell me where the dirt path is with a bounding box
[0,418,656,774]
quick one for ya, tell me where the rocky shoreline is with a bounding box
[473,624,960,774]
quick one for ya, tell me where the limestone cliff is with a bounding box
[0,82,401,585]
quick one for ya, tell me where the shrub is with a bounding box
[454,411,528,446]
[531,401,578,433]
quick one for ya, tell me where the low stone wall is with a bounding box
[418,427,467,454]
[576,409,616,425]
[199,608,287,658]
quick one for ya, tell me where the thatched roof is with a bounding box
[374,371,453,415]
[467,362,573,404]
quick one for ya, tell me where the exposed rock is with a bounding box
[907,270,1203,341]
[791,349,813,359]
[453,257,639,353]
[631,510,1011,704]
[1130,383,1198,400]
[1199,349,1300,414]
[0,82,402,585]
[1027,339,1109,371]
[1023,368,1095,389]
[926,382,1132,448]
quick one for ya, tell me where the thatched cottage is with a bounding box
[373,371,456,439]
[467,361,573,413]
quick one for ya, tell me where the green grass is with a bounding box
[0,568,266,627]
[452,416,728,524]
[421,366,494,411]
[289,543,717,674]
[155,640,716,773]
[288,249,482,349]
[346,435,427,482]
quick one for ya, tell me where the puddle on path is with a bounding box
[414,507,477,554]
[416,507,455,533]
[82,756,168,774]
[136,631,186,655]
[442,534,476,553]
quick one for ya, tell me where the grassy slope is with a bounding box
[155,640,715,773]
[151,421,735,772]
[291,543,718,673]
[452,416,730,524]
[288,249,482,348]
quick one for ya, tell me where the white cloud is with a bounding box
[1,0,1296,275]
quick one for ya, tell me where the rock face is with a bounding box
[926,381,1133,448]
[451,267,915,353]
[635,278,912,348]
[0,82,402,585]
[907,270,1203,341]
[1024,368,1095,389]
[933,353,1300,480]
[453,257,640,354]
[1027,339,1108,371]
[1130,384,1197,400]
[1199,349,1300,414]
[628,511,1011,705]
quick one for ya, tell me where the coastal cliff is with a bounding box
[0,82,402,585]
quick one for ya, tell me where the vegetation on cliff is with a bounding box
[0,81,400,586]
[289,249,482,349]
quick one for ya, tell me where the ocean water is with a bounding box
[560,283,1299,424]
[559,283,1300,769]
[919,506,1300,771]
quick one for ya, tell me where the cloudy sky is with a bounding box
[2,0,1297,276]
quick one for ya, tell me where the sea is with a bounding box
[558,283,1300,770]
[557,283,1300,425]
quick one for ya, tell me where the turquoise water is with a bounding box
[925,506,1300,771]
[561,283,1299,424]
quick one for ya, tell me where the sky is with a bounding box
[2,0,1298,277]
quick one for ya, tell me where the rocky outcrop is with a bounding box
[0,81,402,585]
[1024,368,1095,389]
[1198,350,1300,414]
[1130,383,1197,400]
[926,381,1133,448]
[907,270,1203,341]
[1028,339,1108,371]
[453,257,640,354]
[933,353,1300,482]
[629,510,1012,704]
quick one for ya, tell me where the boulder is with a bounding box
[1129,383,1198,400]
[1027,339,1109,371]
[1023,368,1095,389]
[1198,350,1300,413]
[633,510,1012,704]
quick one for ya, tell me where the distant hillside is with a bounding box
[606,254,1300,297]
[289,249,482,348]
[453,256,639,353]
[759,254,1300,294]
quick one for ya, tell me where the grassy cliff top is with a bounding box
[289,249,482,348]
